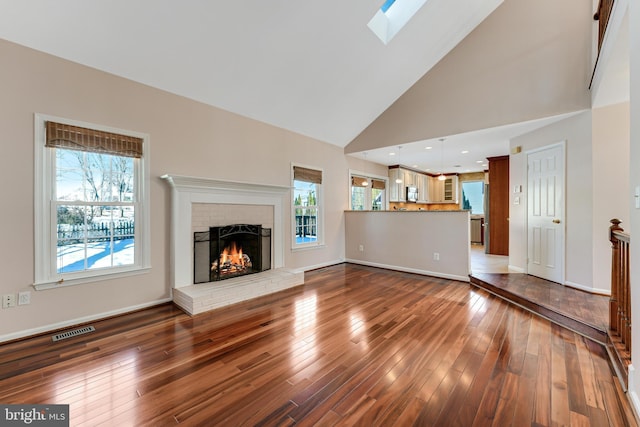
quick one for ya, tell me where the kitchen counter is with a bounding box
[344,210,470,282]
[346,209,468,212]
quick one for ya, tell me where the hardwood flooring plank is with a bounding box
[565,340,590,417]
[0,264,635,426]
[491,371,518,426]
[551,324,571,426]
[533,318,552,426]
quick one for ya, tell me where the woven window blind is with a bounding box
[293,166,322,184]
[371,179,385,190]
[351,177,367,187]
[46,121,143,158]
[351,177,385,189]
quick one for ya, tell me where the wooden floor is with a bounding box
[470,244,510,274]
[0,264,636,426]
[469,273,610,345]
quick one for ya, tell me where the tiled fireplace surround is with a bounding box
[162,175,304,315]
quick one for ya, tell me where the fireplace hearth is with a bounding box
[194,224,271,284]
[162,175,304,315]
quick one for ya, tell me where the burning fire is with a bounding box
[212,242,252,275]
[221,242,244,268]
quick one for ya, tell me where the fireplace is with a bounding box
[194,224,271,283]
[162,175,303,316]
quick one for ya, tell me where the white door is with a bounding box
[527,144,565,283]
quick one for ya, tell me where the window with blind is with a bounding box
[292,164,323,248]
[350,174,386,211]
[34,114,150,289]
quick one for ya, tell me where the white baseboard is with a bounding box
[293,259,345,274]
[0,298,172,344]
[508,265,525,273]
[565,280,610,296]
[628,365,640,422]
[344,259,470,282]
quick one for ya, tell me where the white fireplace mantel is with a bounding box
[161,174,290,289]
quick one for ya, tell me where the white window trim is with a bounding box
[348,169,389,211]
[291,163,324,251]
[34,113,151,290]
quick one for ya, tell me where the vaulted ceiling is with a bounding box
[0,0,502,147]
[0,0,625,174]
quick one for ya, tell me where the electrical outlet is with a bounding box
[433,252,440,261]
[2,294,16,309]
[18,291,31,305]
[358,244,364,252]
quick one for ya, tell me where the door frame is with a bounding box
[525,141,567,284]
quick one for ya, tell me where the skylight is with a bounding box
[368,0,429,45]
[380,0,397,13]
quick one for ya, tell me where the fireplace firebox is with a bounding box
[194,224,271,284]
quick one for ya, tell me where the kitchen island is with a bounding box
[344,210,470,282]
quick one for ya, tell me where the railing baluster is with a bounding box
[594,0,615,53]
[610,219,622,335]
[624,240,631,351]
[608,218,631,389]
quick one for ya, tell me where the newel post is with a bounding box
[610,219,623,334]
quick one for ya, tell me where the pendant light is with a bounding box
[395,146,403,184]
[438,138,446,181]
[362,152,369,186]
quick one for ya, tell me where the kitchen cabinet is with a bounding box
[417,174,429,203]
[389,167,454,204]
[428,177,443,202]
[443,176,458,203]
[404,170,416,187]
[388,168,405,202]
[428,175,458,203]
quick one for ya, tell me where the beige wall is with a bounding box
[629,0,640,410]
[346,0,592,153]
[509,105,631,294]
[509,111,595,291]
[345,211,470,281]
[0,39,351,340]
[591,102,630,291]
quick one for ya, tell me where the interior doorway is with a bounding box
[470,244,509,273]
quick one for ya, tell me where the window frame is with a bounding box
[291,163,324,250]
[460,180,485,215]
[349,170,388,211]
[34,114,151,290]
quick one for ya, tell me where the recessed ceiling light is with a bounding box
[482,164,488,167]
[461,150,469,154]
[425,146,432,150]
[476,160,483,163]
[389,152,396,156]
[412,164,418,168]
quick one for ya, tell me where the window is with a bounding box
[367,0,429,45]
[461,181,484,214]
[34,115,150,289]
[292,165,323,248]
[350,175,386,210]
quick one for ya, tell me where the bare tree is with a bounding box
[75,152,109,219]
[112,156,133,216]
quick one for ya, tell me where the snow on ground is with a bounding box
[57,238,134,273]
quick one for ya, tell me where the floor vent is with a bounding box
[52,326,96,342]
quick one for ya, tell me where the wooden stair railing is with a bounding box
[594,0,615,53]
[609,218,631,390]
